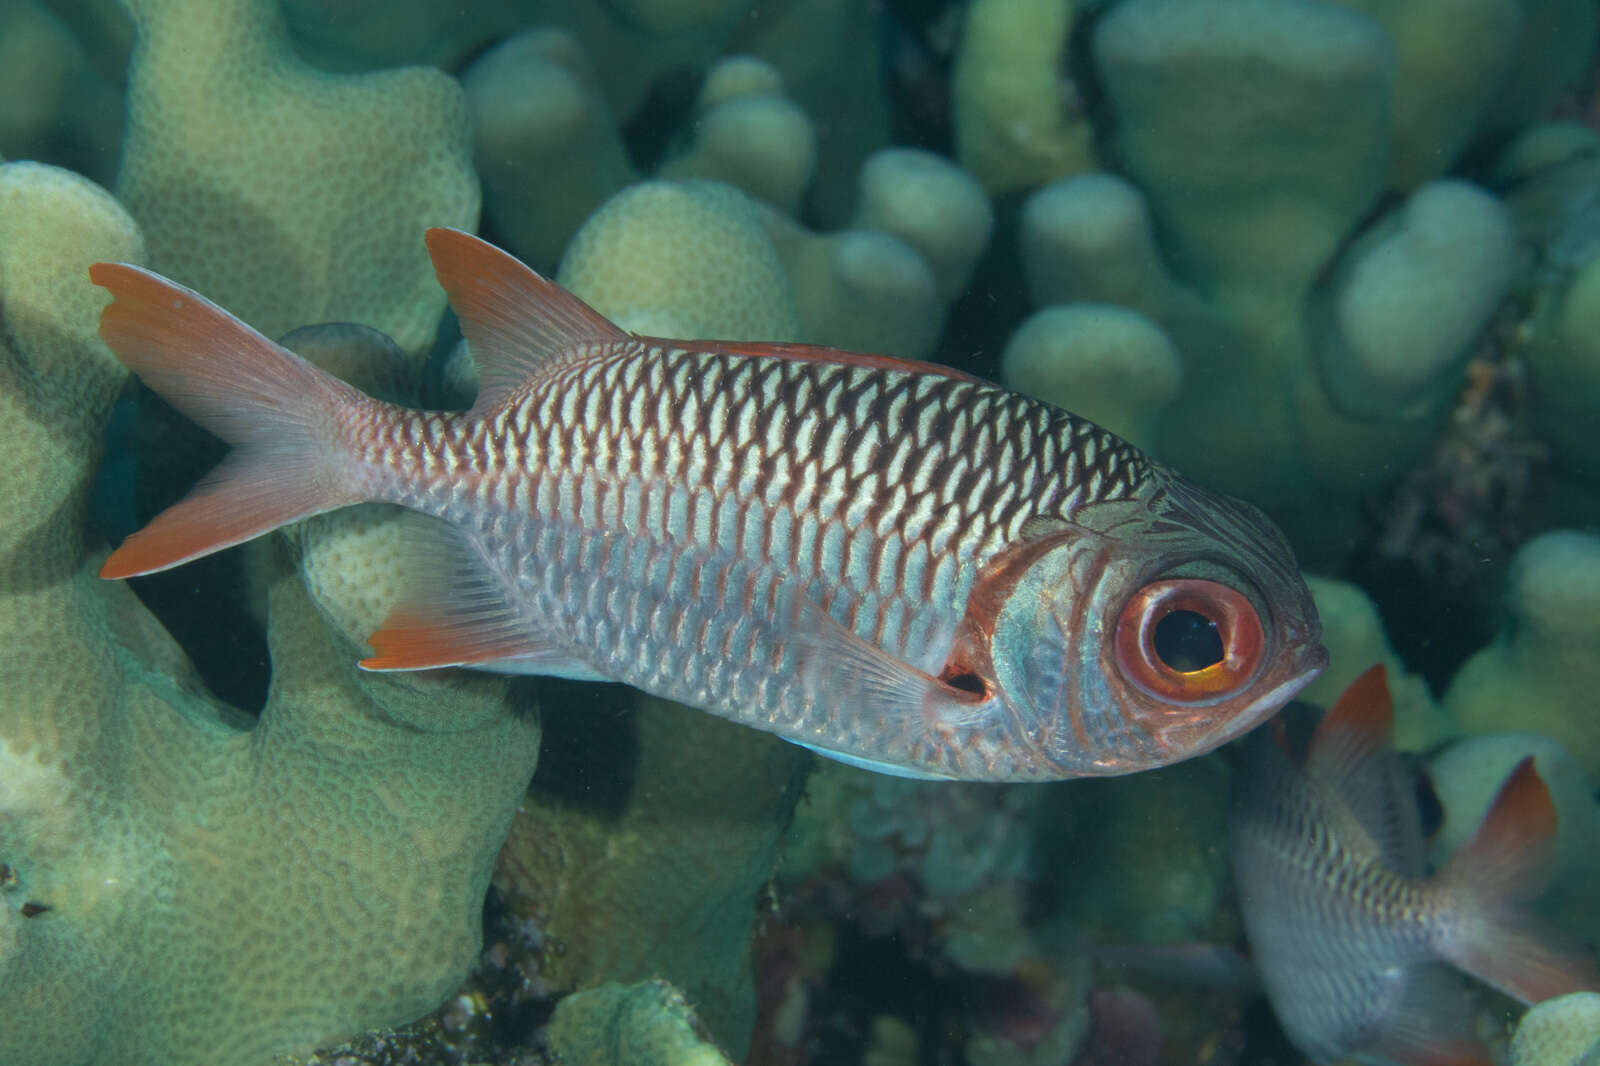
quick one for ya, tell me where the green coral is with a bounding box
[494,694,807,1059]
[0,161,540,1066]
[115,0,479,358]
[546,979,735,1066]
[1006,0,1594,563]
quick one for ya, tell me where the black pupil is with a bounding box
[944,672,987,697]
[1152,610,1225,673]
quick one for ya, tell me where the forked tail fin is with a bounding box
[91,262,371,578]
[1436,758,1600,1004]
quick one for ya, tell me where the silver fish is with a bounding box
[93,228,1325,781]
[1231,665,1599,1065]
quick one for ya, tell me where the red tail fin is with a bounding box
[91,262,370,578]
[1438,758,1600,1004]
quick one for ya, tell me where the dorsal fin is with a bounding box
[1303,664,1428,868]
[688,339,987,384]
[1305,663,1394,785]
[423,227,630,414]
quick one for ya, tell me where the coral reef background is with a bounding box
[2,0,1599,1064]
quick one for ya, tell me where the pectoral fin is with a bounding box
[787,597,1000,778]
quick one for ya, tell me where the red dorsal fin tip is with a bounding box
[1305,663,1393,778]
[422,227,628,414]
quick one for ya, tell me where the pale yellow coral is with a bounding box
[1446,531,1600,777]
[1300,576,1453,752]
[952,0,1096,195]
[1001,305,1180,452]
[1510,992,1600,1066]
[464,29,634,272]
[114,0,479,358]
[659,55,817,217]
[0,161,539,1066]
[558,179,801,339]
[546,979,736,1066]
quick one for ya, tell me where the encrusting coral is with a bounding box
[0,161,541,1066]
[1510,992,1600,1066]
[115,0,479,359]
[546,979,735,1066]
[495,696,808,1059]
[1444,531,1600,778]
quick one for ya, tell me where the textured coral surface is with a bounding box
[2,0,1599,1064]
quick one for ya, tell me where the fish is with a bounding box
[90,227,1326,782]
[1230,665,1600,1065]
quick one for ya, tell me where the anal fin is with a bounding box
[358,515,587,675]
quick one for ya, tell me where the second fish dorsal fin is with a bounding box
[423,227,630,414]
[1305,664,1394,786]
[1306,664,1422,870]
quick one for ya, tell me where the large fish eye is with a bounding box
[1114,578,1265,702]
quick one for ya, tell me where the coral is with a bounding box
[556,179,802,341]
[114,0,479,359]
[759,212,940,358]
[851,147,993,305]
[555,172,983,362]
[545,979,734,1066]
[658,56,818,219]
[1444,531,1600,777]
[493,696,808,1060]
[1335,0,1523,188]
[725,0,890,225]
[1000,304,1180,452]
[768,764,1094,1063]
[0,162,541,1066]
[1008,0,1592,564]
[1301,576,1453,752]
[1054,760,1231,947]
[1310,180,1514,420]
[951,0,1095,194]
[1510,992,1600,1066]
[1019,173,1171,322]
[1504,131,1600,525]
[463,29,634,273]
[0,0,123,185]
[7,1,1600,1062]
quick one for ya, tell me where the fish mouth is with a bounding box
[1235,644,1328,724]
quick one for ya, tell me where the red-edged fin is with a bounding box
[364,607,591,673]
[1301,665,1430,870]
[688,338,987,384]
[92,262,366,578]
[1437,758,1600,1004]
[359,514,593,675]
[423,228,629,415]
[1305,664,1394,784]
